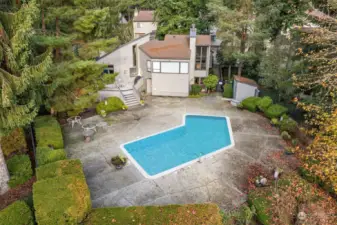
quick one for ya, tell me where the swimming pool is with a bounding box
[121,114,234,179]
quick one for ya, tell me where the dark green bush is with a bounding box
[33,174,91,225]
[223,83,233,98]
[36,147,67,167]
[190,84,202,95]
[36,159,84,180]
[279,117,298,133]
[1,128,27,158]
[96,97,126,116]
[247,194,271,225]
[35,116,64,149]
[203,74,219,91]
[264,104,288,118]
[0,200,34,225]
[257,96,273,112]
[6,155,32,188]
[242,97,261,112]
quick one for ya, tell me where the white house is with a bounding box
[138,25,212,97]
[133,10,157,39]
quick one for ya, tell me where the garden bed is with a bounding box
[83,204,223,225]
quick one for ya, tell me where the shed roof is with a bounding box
[134,11,155,22]
[234,75,258,87]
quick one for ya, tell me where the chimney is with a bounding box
[190,24,197,38]
[189,24,197,85]
[134,8,139,17]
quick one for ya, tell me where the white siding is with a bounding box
[152,73,189,97]
[133,22,157,38]
[97,34,151,85]
[234,81,258,102]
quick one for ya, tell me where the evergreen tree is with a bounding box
[208,0,265,76]
[0,0,51,194]
[0,0,52,134]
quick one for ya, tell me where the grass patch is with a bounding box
[6,155,33,188]
[36,159,84,180]
[34,116,64,149]
[188,93,207,98]
[0,200,34,225]
[33,174,91,225]
[84,204,223,225]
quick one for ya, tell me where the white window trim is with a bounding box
[147,60,151,72]
[151,61,189,74]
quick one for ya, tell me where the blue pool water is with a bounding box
[122,115,233,177]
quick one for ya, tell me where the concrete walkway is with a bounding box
[63,96,283,210]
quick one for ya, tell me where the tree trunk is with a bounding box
[55,16,60,60]
[42,8,46,34]
[238,27,247,77]
[0,143,10,195]
[228,65,232,81]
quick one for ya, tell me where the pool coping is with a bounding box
[120,114,235,179]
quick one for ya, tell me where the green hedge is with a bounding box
[264,104,288,118]
[190,84,202,95]
[35,116,64,149]
[96,97,126,116]
[33,174,91,225]
[1,128,27,158]
[0,200,34,225]
[257,96,273,112]
[83,204,223,225]
[223,83,233,98]
[36,159,84,180]
[242,97,261,112]
[248,194,271,225]
[6,155,33,188]
[36,147,67,167]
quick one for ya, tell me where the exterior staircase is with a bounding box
[120,89,141,108]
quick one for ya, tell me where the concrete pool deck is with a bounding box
[63,96,284,210]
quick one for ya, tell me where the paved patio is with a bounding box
[63,96,284,210]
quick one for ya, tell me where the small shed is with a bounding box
[231,76,259,105]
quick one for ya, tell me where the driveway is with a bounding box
[63,96,283,210]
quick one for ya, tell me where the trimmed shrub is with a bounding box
[279,117,298,133]
[83,204,223,225]
[223,83,233,98]
[270,118,279,125]
[96,97,126,116]
[36,147,67,166]
[35,116,64,149]
[33,174,91,225]
[36,159,84,180]
[257,96,273,112]
[281,131,291,141]
[203,74,219,91]
[0,200,34,225]
[1,128,27,158]
[6,155,33,188]
[264,104,288,118]
[242,97,261,112]
[190,84,202,95]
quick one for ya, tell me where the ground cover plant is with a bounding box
[6,155,33,188]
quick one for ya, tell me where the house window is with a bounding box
[161,62,180,73]
[103,65,114,74]
[137,22,142,28]
[195,46,207,70]
[152,62,160,72]
[147,60,151,72]
[180,62,189,74]
[152,62,189,73]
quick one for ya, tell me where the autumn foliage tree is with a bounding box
[294,14,337,192]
